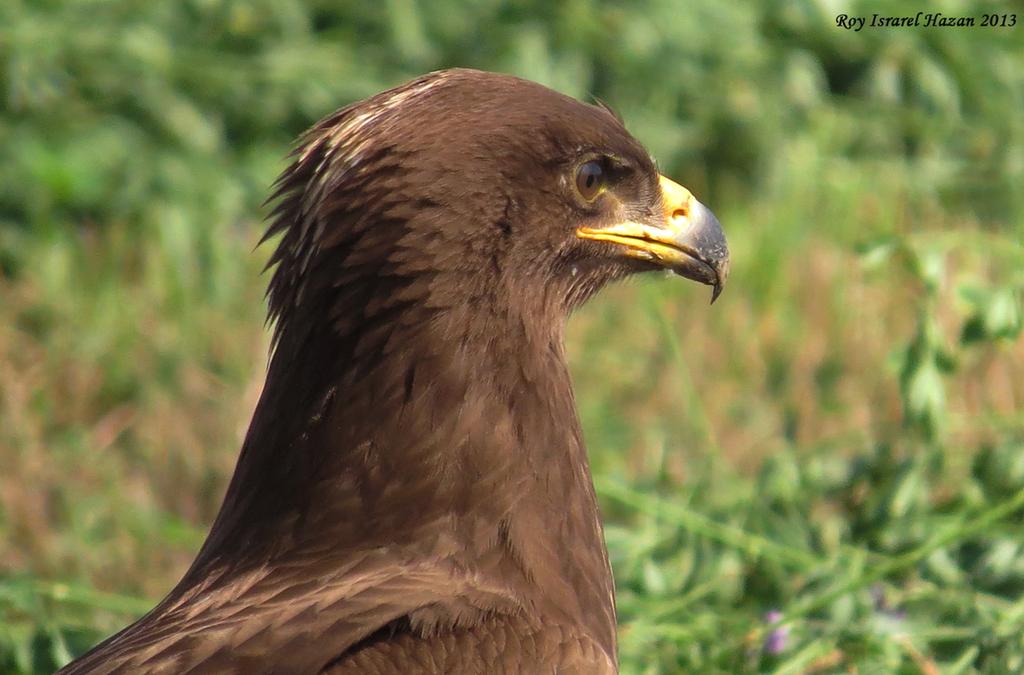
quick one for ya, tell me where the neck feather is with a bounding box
[188,301,617,654]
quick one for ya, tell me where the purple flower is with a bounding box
[763,610,790,655]
[871,584,907,622]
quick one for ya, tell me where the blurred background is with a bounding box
[1,0,1022,672]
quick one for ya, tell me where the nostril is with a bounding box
[671,208,688,222]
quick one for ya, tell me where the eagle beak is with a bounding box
[576,175,730,303]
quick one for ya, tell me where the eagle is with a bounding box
[61,68,728,674]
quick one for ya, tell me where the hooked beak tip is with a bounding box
[710,282,723,305]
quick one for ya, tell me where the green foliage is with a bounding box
[861,232,1024,441]
[1,0,1023,672]
[604,438,1024,673]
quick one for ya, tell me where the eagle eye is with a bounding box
[574,160,605,202]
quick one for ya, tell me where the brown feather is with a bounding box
[61,69,671,674]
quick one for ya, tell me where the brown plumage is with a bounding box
[61,68,728,674]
